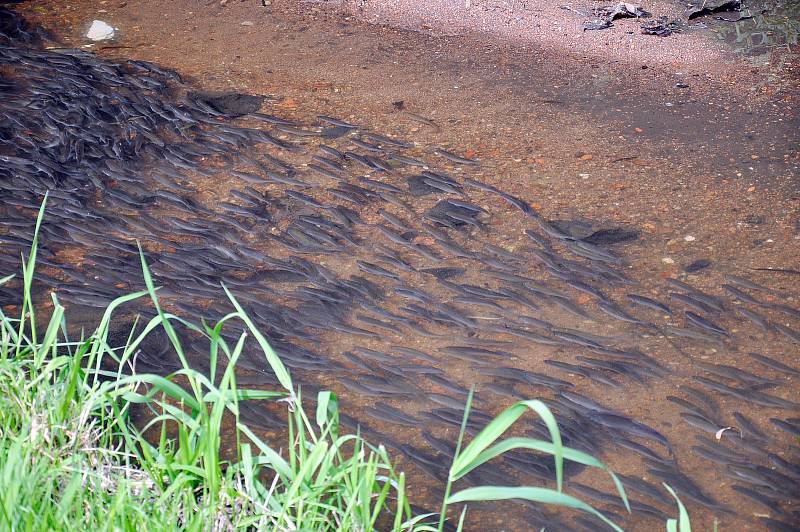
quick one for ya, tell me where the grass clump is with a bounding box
[0,198,692,531]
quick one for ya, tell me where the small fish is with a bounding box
[723,274,771,293]
[747,352,800,377]
[670,292,720,315]
[626,293,672,315]
[597,300,643,324]
[680,412,723,434]
[387,153,427,167]
[593,412,674,456]
[684,311,729,337]
[666,395,714,420]
[318,144,344,158]
[356,260,400,280]
[731,412,772,442]
[735,307,770,332]
[772,321,800,343]
[317,115,358,129]
[350,137,384,152]
[360,131,412,148]
[434,149,478,165]
[403,111,439,130]
[721,284,763,305]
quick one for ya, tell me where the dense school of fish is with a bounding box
[0,9,798,530]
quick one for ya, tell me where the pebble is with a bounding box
[684,235,696,242]
[241,21,254,26]
[662,257,675,264]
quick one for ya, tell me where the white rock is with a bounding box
[241,21,254,26]
[684,235,696,242]
[662,257,675,264]
[86,20,115,41]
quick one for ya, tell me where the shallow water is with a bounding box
[710,0,800,57]
[2,4,799,531]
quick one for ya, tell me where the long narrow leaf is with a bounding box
[450,400,564,491]
[447,486,622,532]
[664,483,692,532]
[222,284,293,393]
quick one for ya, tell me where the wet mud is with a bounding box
[1,4,799,532]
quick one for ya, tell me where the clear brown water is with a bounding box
[3,1,799,530]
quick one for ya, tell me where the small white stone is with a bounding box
[86,20,115,41]
[241,21,254,26]
[662,257,675,264]
[579,173,589,179]
[684,235,696,242]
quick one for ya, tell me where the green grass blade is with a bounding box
[663,483,691,532]
[447,486,622,532]
[450,400,564,491]
[236,423,292,479]
[221,284,293,393]
[455,506,467,532]
[18,192,48,348]
[115,374,202,412]
[610,471,631,513]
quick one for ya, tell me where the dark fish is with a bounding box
[768,303,800,320]
[694,376,799,410]
[544,359,621,388]
[769,417,800,437]
[389,346,438,363]
[694,360,777,387]
[724,274,772,293]
[735,307,770,332]
[597,300,643,324]
[722,284,764,306]
[365,403,419,427]
[747,352,800,377]
[616,473,664,501]
[318,144,344,159]
[427,393,467,409]
[626,293,672,315]
[360,132,412,148]
[387,153,427,167]
[670,292,720,315]
[680,412,723,434]
[684,311,729,337]
[731,412,773,443]
[355,314,403,335]
[434,149,478,165]
[772,322,800,343]
[356,260,400,280]
[730,485,786,515]
[317,115,358,129]
[593,413,674,456]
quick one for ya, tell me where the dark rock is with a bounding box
[187,90,264,116]
[426,200,478,227]
[641,17,681,36]
[685,259,711,272]
[550,219,639,245]
[406,175,438,197]
[685,0,741,19]
[584,19,613,31]
[598,3,651,20]
[583,227,640,245]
